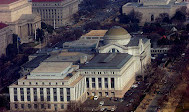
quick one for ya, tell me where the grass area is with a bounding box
[175,95,189,112]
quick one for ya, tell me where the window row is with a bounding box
[21,82,64,85]
[83,71,115,75]
[14,103,64,110]
[87,91,115,97]
[86,78,115,89]
[151,49,168,53]
[13,88,70,102]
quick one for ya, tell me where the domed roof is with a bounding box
[105,26,129,36]
[103,26,131,45]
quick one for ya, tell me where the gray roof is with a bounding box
[44,52,94,64]
[98,36,149,47]
[80,53,132,69]
[22,55,50,69]
[126,36,149,47]
[18,14,38,21]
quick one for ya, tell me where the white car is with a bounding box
[99,101,104,106]
[131,84,138,88]
[93,95,98,100]
[111,108,115,111]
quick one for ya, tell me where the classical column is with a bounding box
[19,26,22,39]
[17,88,21,101]
[28,24,30,36]
[44,88,47,102]
[102,78,105,89]
[63,88,67,102]
[70,88,75,101]
[95,77,98,90]
[9,88,14,102]
[57,88,60,102]
[37,88,40,101]
[108,78,111,90]
[30,88,34,102]
[24,88,27,102]
[89,77,92,90]
[50,88,53,102]
[31,24,33,35]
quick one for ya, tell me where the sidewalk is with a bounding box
[135,94,156,112]
[161,83,187,112]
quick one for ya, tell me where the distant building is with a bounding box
[31,0,79,27]
[9,62,86,111]
[64,26,151,72]
[9,53,138,111]
[122,0,188,24]
[80,30,108,40]
[9,26,151,111]
[0,23,12,57]
[63,39,99,52]
[0,0,41,43]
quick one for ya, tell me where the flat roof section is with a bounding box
[82,30,108,37]
[31,62,72,73]
[80,53,132,69]
[44,52,94,63]
[64,39,99,48]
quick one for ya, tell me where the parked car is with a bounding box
[94,95,98,100]
[99,101,104,106]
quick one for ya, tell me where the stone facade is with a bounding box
[32,0,79,27]
[0,0,41,43]
[122,0,188,24]
[0,23,12,57]
[9,26,151,112]
[9,62,87,111]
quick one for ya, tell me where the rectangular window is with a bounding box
[47,88,50,101]
[53,88,57,101]
[34,104,37,109]
[14,88,18,101]
[21,104,24,109]
[20,88,24,101]
[54,104,57,111]
[61,104,64,109]
[86,78,89,88]
[98,78,102,88]
[66,88,70,101]
[33,88,37,101]
[111,92,115,97]
[15,104,18,109]
[27,88,30,101]
[28,104,31,109]
[40,88,44,101]
[60,88,64,101]
[41,104,44,109]
[105,92,108,96]
[48,104,51,109]
[105,78,108,88]
[111,78,115,88]
[92,78,95,88]
[99,92,102,96]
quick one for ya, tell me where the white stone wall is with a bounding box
[0,0,32,23]
[32,0,78,27]
[122,2,186,24]
[0,26,12,57]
